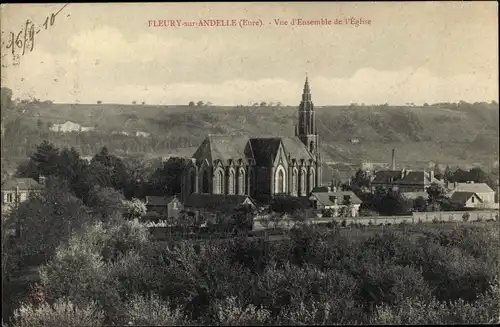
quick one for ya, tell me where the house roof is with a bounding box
[311,186,330,193]
[272,195,313,209]
[399,171,429,185]
[449,191,482,204]
[452,183,495,194]
[311,191,363,206]
[145,195,178,206]
[372,170,401,184]
[184,194,256,212]
[1,178,44,191]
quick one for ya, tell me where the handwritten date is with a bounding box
[1,4,68,67]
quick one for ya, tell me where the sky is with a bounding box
[1,2,498,106]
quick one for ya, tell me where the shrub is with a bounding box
[11,298,104,327]
[462,213,470,222]
[122,294,187,326]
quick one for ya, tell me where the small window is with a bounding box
[471,197,474,203]
[6,193,13,203]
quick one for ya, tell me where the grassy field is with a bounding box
[2,101,498,168]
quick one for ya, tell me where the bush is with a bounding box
[462,213,470,222]
[10,298,104,327]
[122,294,187,326]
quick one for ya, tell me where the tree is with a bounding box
[351,169,371,193]
[188,101,195,107]
[426,182,448,211]
[92,147,128,191]
[260,102,267,107]
[6,176,91,263]
[148,157,186,196]
[1,87,13,109]
[87,186,126,221]
[444,165,454,182]
[196,101,204,107]
[132,101,137,105]
[413,196,427,212]
[29,140,61,179]
[97,100,102,104]
[122,198,147,220]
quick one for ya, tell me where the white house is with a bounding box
[448,182,496,207]
[145,195,183,219]
[309,186,363,218]
[449,191,484,209]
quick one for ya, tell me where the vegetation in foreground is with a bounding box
[3,190,499,325]
[2,139,499,326]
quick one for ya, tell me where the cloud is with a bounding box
[2,25,497,106]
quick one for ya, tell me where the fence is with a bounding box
[253,210,499,230]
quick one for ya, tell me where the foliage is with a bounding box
[10,298,104,327]
[87,186,125,221]
[122,294,187,326]
[122,198,147,220]
[5,176,91,263]
[5,175,500,326]
[147,157,186,196]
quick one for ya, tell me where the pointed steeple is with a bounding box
[304,73,310,93]
[302,75,312,102]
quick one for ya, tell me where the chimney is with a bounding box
[39,175,46,186]
[391,149,396,171]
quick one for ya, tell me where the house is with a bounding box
[447,182,497,208]
[371,169,443,193]
[449,191,484,209]
[145,195,183,219]
[309,186,363,218]
[180,77,322,203]
[183,193,257,224]
[49,121,94,133]
[370,170,402,192]
[1,177,45,216]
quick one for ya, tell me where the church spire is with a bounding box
[302,75,311,102]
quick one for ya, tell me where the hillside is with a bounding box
[1,101,499,173]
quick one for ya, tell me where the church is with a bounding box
[180,77,322,203]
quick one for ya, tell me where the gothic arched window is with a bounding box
[300,168,307,195]
[238,168,246,195]
[228,169,235,195]
[189,169,197,194]
[275,167,285,194]
[309,168,315,192]
[202,169,209,193]
[215,169,224,194]
[292,169,298,194]
[310,141,314,153]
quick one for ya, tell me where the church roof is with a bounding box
[281,136,314,161]
[192,135,252,165]
[249,138,282,165]
[191,134,314,167]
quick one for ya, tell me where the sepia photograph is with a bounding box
[1,2,499,326]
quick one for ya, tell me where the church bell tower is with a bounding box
[295,75,322,186]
